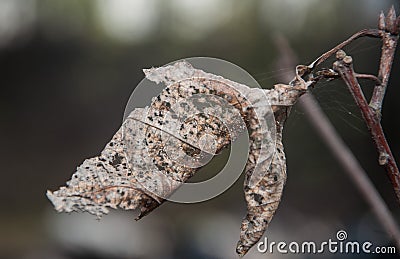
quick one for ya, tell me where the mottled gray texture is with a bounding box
[48,61,308,256]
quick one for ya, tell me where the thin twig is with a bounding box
[274,34,400,249]
[355,73,381,85]
[333,51,400,203]
[309,29,381,69]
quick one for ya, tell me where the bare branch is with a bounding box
[274,35,400,250]
[370,6,399,114]
[308,29,381,69]
[355,73,381,85]
[333,50,400,203]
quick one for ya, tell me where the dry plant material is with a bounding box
[47,7,400,256]
[47,61,312,256]
[330,7,400,203]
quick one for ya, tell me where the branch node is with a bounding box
[368,104,382,120]
[385,6,398,35]
[379,152,390,166]
[343,55,353,65]
[336,49,346,60]
[379,11,386,30]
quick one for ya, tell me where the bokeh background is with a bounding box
[1,0,400,258]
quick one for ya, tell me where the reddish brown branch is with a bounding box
[370,7,400,115]
[309,29,381,69]
[355,73,381,85]
[297,6,400,204]
[333,50,400,203]
[274,35,400,249]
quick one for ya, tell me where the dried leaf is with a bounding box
[47,61,307,256]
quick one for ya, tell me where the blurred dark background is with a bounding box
[1,0,400,258]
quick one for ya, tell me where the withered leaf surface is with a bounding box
[48,61,306,256]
